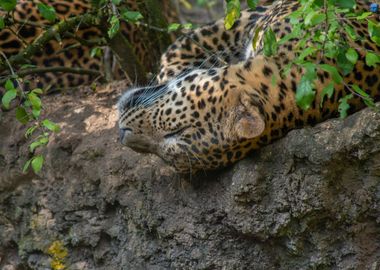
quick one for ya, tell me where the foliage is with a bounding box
[258,0,379,116]
[224,0,379,117]
[1,77,60,174]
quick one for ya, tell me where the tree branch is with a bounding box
[0,13,100,73]
[0,67,102,85]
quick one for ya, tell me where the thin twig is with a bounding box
[0,51,25,99]
[0,13,100,73]
[0,66,102,85]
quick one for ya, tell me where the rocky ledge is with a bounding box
[0,85,379,269]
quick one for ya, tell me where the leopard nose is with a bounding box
[119,128,132,144]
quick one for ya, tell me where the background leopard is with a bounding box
[0,0,177,90]
[157,6,269,83]
[118,0,380,173]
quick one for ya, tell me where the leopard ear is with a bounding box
[235,110,265,139]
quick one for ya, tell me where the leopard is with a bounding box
[117,0,380,174]
[0,0,177,90]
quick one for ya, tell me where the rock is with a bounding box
[0,85,379,269]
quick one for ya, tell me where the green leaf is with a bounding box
[352,84,375,108]
[251,26,263,50]
[338,94,353,118]
[344,25,357,40]
[90,47,103,58]
[112,0,122,4]
[31,88,43,94]
[5,79,15,91]
[224,0,240,30]
[0,17,4,30]
[108,16,120,38]
[121,10,143,23]
[297,47,316,62]
[27,92,41,111]
[337,50,354,75]
[30,137,49,152]
[356,12,372,20]
[247,0,259,9]
[368,20,380,46]
[37,3,56,22]
[16,107,29,124]
[263,27,278,57]
[31,155,44,174]
[182,23,193,30]
[168,23,181,32]
[42,119,60,132]
[320,82,334,107]
[32,108,41,118]
[319,64,343,84]
[25,125,38,138]
[2,88,17,109]
[305,10,325,26]
[335,0,356,9]
[278,25,301,45]
[23,159,32,173]
[296,75,315,110]
[365,52,380,67]
[0,0,16,11]
[345,48,358,65]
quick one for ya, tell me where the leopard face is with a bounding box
[118,65,266,173]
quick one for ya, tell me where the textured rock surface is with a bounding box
[0,85,380,269]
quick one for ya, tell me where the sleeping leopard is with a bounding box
[117,0,380,173]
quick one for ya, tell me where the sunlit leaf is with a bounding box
[2,88,17,109]
[168,23,181,32]
[32,88,43,94]
[345,48,358,65]
[108,16,120,38]
[5,79,15,91]
[37,3,56,22]
[121,10,143,22]
[90,47,102,58]
[27,92,42,111]
[365,52,380,67]
[263,27,277,57]
[42,119,60,132]
[319,64,343,84]
[31,155,44,173]
[296,75,315,110]
[352,84,375,107]
[368,20,380,46]
[338,94,353,118]
[320,82,334,107]
[23,159,32,173]
[224,0,240,30]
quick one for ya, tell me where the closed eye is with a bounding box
[163,126,190,139]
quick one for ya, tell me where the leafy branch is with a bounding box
[258,0,380,117]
